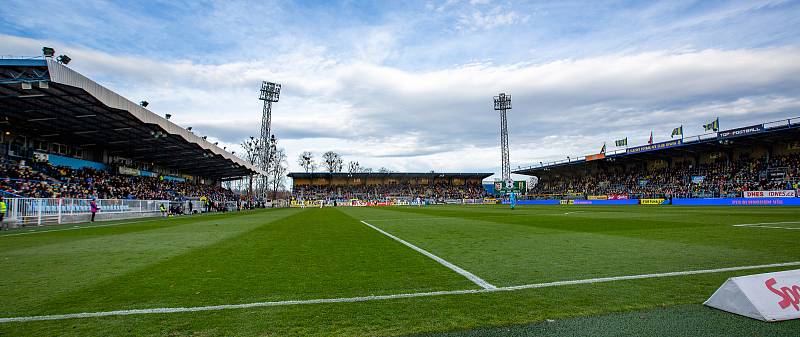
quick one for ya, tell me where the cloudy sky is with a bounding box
[2,0,800,179]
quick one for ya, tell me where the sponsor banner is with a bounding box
[705,269,800,321]
[608,194,629,200]
[640,198,667,205]
[717,124,764,139]
[586,153,605,161]
[673,198,800,206]
[33,152,49,162]
[571,199,639,205]
[691,175,705,184]
[560,200,573,205]
[118,166,140,176]
[626,139,683,154]
[588,195,608,200]
[744,190,796,198]
[139,170,157,177]
[507,200,560,205]
[483,198,498,204]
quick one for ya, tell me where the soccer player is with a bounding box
[509,191,516,210]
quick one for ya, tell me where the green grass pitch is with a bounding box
[1,205,799,336]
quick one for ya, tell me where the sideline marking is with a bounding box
[732,221,800,230]
[361,220,496,290]
[0,219,161,237]
[2,261,798,323]
[0,209,268,238]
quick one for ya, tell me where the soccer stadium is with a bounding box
[2,2,800,337]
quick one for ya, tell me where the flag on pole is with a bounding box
[703,118,720,132]
[615,138,627,147]
[671,125,683,138]
[648,131,653,144]
[600,143,606,154]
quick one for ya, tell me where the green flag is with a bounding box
[671,126,683,138]
[615,138,627,147]
[703,118,719,132]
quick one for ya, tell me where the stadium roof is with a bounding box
[0,57,264,180]
[514,116,800,175]
[287,172,493,180]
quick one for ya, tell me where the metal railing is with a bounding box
[4,198,169,226]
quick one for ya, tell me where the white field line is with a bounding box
[360,220,496,290]
[2,261,798,324]
[0,219,163,237]
[732,221,800,230]
[362,213,581,222]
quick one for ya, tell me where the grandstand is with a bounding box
[0,57,261,223]
[515,117,800,201]
[287,172,491,203]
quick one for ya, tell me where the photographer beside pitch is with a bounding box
[0,196,6,230]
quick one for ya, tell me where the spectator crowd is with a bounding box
[0,161,237,201]
[529,153,800,199]
[293,181,488,201]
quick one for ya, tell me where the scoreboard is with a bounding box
[493,180,526,194]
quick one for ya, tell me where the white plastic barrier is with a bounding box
[4,198,169,226]
[705,269,800,321]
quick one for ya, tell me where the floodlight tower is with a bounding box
[258,81,281,197]
[493,93,512,185]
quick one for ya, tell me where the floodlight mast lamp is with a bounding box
[493,93,512,182]
[258,81,281,198]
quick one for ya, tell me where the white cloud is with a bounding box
[3,33,799,175]
[457,6,528,31]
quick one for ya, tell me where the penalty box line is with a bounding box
[360,220,496,290]
[732,221,800,230]
[2,261,799,324]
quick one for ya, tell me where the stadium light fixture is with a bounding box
[493,92,512,183]
[56,55,71,65]
[140,101,149,107]
[165,114,171,120]
[187,127,193,131]
[202,136,207,140]
[42,47,55,58]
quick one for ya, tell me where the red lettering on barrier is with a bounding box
[766,278,800,311]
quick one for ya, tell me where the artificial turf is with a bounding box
[0,205,798,336]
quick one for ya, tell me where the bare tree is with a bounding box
[378,167,389,173]
[322,151,343,173]
[362,167,373,173]
[270,147,288,199]
[297,151,315,173]
[347,161,361,173]
[240,136,263,196]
